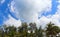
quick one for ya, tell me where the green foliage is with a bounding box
[0,22,60,37]
[46,22,60,37]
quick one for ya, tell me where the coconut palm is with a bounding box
[37,26,43,37]
[46,22,60,37]
[18,22,28,37]
[7,26,17,37]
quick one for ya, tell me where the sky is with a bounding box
[0,0,60,28]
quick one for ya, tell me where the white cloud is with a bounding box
[0,0,5,4]
[6,0,52,28]
[37,0,60,28]
[4,15,21,27]
[37,14,60,28]
[57,0,60,3]
[37,4,60,28]
[38,16,51,28]
[50,14,60,26]
[9,1,15,12]
[57,5,60,13]
[52,5,60,26]
[12,0,52,23]
[7,0,60,28]
[38,11,60,28]
[4,0,60,28]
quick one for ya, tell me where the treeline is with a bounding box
[0,22,60,37]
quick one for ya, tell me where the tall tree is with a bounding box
[18,22,28,37]
[29,23,37,37]
[37,26,43,37]
[7,26,17,37]
[46,22,60,37]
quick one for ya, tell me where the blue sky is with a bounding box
[0,0,18,25]
[0,0,60,27]
[40,0,58,17]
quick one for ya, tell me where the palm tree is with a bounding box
[29,23,37,30]
[18,22,28,37]
[3,25,8,37]
[0,26,2,37]
[46,22,60,37]
[7,26,17,37]
[37,26,43,37]
[29,23,37,37]
[51,26,60,37]
[46,22,54,37]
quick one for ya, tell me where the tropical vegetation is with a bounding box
[0,22,60,37]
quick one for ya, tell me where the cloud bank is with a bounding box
[4,0,60,28]
[38,3,60,28]
[5,0,52,27]
[13,0,52,23]
[4,15,21,27]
